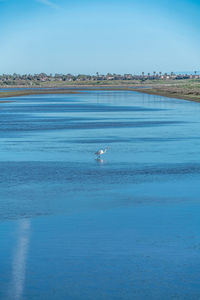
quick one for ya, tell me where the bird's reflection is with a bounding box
[95,158,105,165]
[9,219,31,300]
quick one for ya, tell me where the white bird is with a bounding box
[95,147,109,158]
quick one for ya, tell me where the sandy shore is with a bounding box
[0,85,200,103]
[0,89,81,99]
[131,87,200,103]
[0,100,14,103]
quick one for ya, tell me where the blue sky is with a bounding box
[0,0,199,74]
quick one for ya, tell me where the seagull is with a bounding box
[95,147,109,158]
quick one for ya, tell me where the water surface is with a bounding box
[0,91,200,299]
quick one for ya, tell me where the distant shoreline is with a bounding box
[0,89,81,100]
[130,88,200,103]
[0,85,200,103]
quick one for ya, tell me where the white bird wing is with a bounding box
[95,149,103,155]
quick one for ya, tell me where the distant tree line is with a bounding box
[0,71,199,85]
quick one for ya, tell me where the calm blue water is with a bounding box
[0,91,200,300]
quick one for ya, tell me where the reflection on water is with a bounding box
[9,219,31,300]
[95,158,105,165]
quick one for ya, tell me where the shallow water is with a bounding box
[0,91,200,299]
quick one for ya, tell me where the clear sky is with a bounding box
[0,0,200,74]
